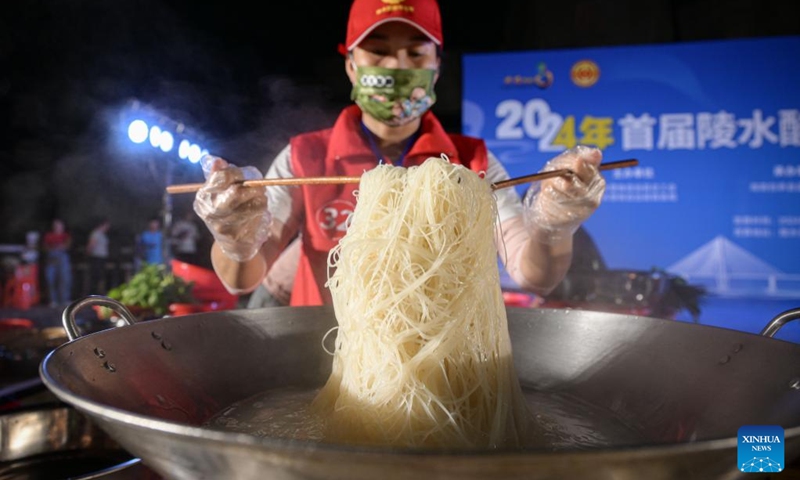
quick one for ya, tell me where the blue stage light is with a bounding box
[149,126,162,148]
[124,102,210,164]
[178,140,191,159]
[159,131,174,152]
[188,144,203,163]
[127,120,149,144]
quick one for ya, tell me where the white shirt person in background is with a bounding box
[170,210,201,266]
[85,218,111,294]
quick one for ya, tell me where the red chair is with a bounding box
[170,260,239,312]
[2,264,40,310]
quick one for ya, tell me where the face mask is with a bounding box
[351,65,437,126]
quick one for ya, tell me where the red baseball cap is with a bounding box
[344,0,443,52]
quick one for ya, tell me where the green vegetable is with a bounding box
[105,263,197,317]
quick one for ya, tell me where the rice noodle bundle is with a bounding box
[312,156,530,449]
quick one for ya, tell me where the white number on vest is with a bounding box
[316,199,356,238]
[320,207,353,232]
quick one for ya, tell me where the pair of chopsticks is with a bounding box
[165,159,639,194]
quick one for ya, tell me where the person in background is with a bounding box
[43,218,73,307]
[85,218,111,294]
[135,217,164,270]
[193,0,606,306]
[170,210,201,266]
[21,231,40,265]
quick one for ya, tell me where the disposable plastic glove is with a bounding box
[193,155,272,262]
[523,146,606,245]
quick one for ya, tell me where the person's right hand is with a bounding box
[522,146,605,245]
[193,155,272,262]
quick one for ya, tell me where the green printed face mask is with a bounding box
[350,65,437,126]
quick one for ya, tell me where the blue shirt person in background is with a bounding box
[135,217,164,270]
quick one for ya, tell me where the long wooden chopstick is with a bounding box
[165,158,638,194]
[491,158,638,190]
[165,175,362,194]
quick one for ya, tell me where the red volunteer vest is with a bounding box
[288,105,489,306]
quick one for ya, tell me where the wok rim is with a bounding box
[38,318,800,462]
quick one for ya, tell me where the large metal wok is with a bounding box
[40,296,800,480]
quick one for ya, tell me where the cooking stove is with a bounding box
[0,377,162,479]
[0,310,162,479]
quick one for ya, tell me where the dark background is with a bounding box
[4,0,800,254]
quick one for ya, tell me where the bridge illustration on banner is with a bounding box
[740,457,782,473]
[668,236,800,298]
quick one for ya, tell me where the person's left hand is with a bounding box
[522,145,606,244]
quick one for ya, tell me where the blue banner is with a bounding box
[463,36,800,306]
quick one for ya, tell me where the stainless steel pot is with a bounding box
[40,296,800,480]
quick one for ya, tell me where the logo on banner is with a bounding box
[533,62,554,89]
[738,425,784,473]
[570,59,600,87]
[502,62,553,89]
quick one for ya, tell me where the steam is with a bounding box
[3,0,346,247]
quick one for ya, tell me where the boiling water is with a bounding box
[204,386,646,450]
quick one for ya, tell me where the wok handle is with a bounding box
[62,295,137,341]
[760,308,800,338]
